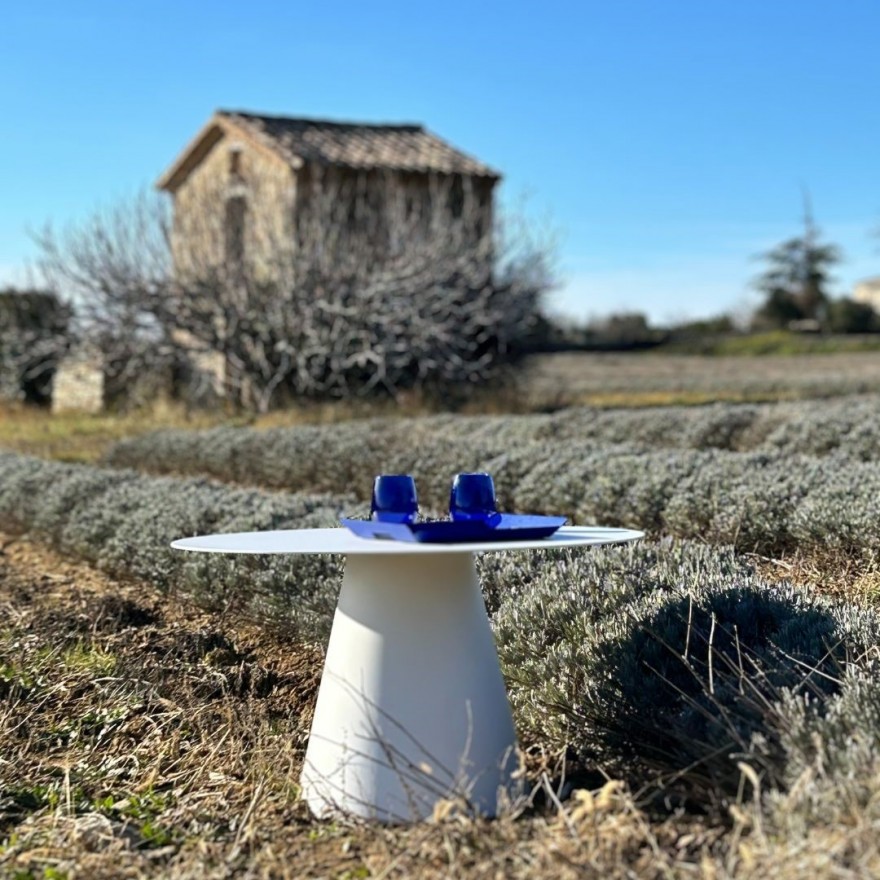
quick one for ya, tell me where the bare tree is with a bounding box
[35,174,553,412]
[34,192,181,405]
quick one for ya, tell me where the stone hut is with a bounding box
[51,347,104,414]
[156,110,501,281]
[156,110,502,401]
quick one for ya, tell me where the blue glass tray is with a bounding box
[340,514,567,544]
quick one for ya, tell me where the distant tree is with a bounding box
[514,312,571,353]
[752,193,841,329]
[601,312,652,343]
[585,312,664,350]
[827,297,880,334]
[667,314,736,339]
[753,288,807,329]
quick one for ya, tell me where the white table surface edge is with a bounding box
[170,525,645,555]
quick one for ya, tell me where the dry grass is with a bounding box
[0,399,426,464]
[0,396,479,465]
[751,547,880,606]
[1,534,880,878]
[0,534,690,879]
[0,402,236,464]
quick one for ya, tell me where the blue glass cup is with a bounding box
[449,472,498,522]
[371,474,419,524]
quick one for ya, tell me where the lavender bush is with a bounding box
[0,452,354,635]
[490,539,880,812]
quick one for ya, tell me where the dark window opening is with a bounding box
[229,148,243,180]
[448,175,464,219]
[225,196,247,268]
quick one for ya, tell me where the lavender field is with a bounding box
[3,375,880,877]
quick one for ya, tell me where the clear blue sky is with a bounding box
[2,0,879,323]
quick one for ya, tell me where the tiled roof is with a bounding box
[218,110,500,179]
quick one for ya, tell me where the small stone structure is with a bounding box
[51,351,104,414]
[0,369,20,403]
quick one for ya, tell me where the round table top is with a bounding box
[170,525,644,556]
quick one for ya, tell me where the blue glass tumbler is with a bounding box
[371,474,419,524]
[449,472,498,522]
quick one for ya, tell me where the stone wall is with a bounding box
[51,355,104,414]
[171,130,295,281]
[0,369,20,403]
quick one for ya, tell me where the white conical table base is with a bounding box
[302,551,517,821]
[172,526,643,822]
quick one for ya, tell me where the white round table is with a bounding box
[172,525,644,822]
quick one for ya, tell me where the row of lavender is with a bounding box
[0,450,878,822]
[102,421,880,557]
[106,395,880,482]
[0,452,352,634]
